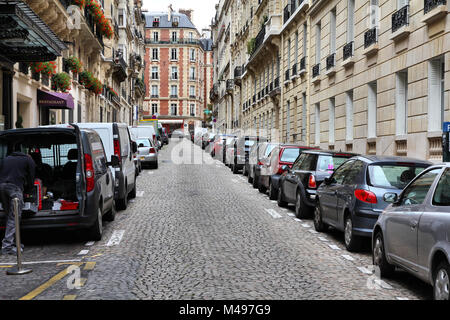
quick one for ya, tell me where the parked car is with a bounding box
[231,136,267,175]
[129,126,158,150]
[258,144,316,199]
[161,127,169,145]
[0,125,119,240]
[314,155,431,251]
[277,150,357,218]
[171,129,184,139]
[77,123,137,211]
[372,164,450,300]
[129,128,142,177]
[202,132,215,150]
[211,134,232,158]
[224,136,237,166]
[248,142,278,189]
[136,137,158,169]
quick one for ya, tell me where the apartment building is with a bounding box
[212,0,449,161]
[143,10,213,132]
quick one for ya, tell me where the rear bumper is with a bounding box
[139,154,157,163]
[352,209,380,237]
[303,189,318,208]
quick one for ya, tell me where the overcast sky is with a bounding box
[142,0,217,32]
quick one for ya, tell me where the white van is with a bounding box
[130,126,158,149]
[77,123,137,210]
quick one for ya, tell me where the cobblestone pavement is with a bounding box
[0,138,433,300]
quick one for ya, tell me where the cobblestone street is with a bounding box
[0,139,433,300]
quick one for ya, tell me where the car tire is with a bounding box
[103,201,116,222]
[153,161,158,169]
[313,204,328,232]
[248,171,253,183]
[433,261,450,300]
[116,195,128,211]
[344,215,362,252]
[129,179,137,199]
[232,163,239,174]
[268,181,278,200]
[252,173,259,189]
[373,232,395,278]
[295,191,310,219]
[258,183,267,193]
[87,207,103,241]
[277,186,288,208]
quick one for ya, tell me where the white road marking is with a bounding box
[271,201,277,203]
[374,279,393,290]
[396,297,409,300]
[106,230,125,246]
[265,209,282,219]
[231,179,238,183]
[357,266,374,275]
[136,191,145,197]
[308,229,319,234]
[77,250,89,256]
[281,208,288,211]
[328,244,341,250]
[286,213,296,217]
[294,218,302,222]
[148,171,154,175]
[301,223,311,228]
[0,259,82,266]
[341,254,355,261]
[85,241,95,247]
[318,237,329,242]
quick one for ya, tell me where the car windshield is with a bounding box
[317,155,351,172]
[245,140,256,147]
[280,148,301,163]
[368,164,427,189]
[137,139,151,147]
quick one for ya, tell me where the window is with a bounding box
[190,49,196,61]
[151,85,158,96]
[280,148,301,163]
[343,160,365,185]
[294,32,298,66]
[370,0,380,29]
[153,17,160,27]
[329,98,335,144]
[397,0,409,9]
[298,154,317,171]
[302,93,307,142]
[189,32,193,40]
[346,90,354,141]
[190,86,195,97]
[433,169,450,206]
[286,100,290,141]
[396,70,408,135]
[368,164,427,189]
[331,160,355,184]
[428,57,444,132]
[151,103,158,115]
[317,155,351,172]
[172,31,177,42]
[316,22,321,64]
[151,66,158,79]
[119,9,125,27]
[152,48,159,60]
[190,104,195,116]
[287,38,291,70]
[171,66,178,80]
[171,103,178,115]
[153,32,159,42]
[170,85,178,97]
[315,103,320,146]
[171,48,178,60]
[330,8,336,54]
[303,23,307,58]
[400,169,441,206]
[190,67,196,80]
[347,0,355,42]
[368,82,377,138]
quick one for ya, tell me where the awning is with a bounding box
[158,120,184,124]
[0,1,67,62]
[37,90,74,110]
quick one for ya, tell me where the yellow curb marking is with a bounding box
[20,266,74,300]
[83,262,96,270]
[0,266,13,268]
[56,262,84,267]
[79,278,87,287]
[63,295,77,300]
[87,254,103,258]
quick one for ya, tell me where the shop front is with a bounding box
[37,90,74,126]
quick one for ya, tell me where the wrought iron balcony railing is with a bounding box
[283,4,291,24]
[274,77,280,88]
[326,53,335,70]
[300,56,306,71]
[285,69,290,82]
[312,63,320,78]
[392,5,409,33]
[424,0,446,14]
[364,27,378,48]
[226,79,234,92]
[343,41,354,61]
[292,63,298,76]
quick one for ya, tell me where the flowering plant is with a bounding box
[91,78,102,95]
[29,61,56,75]
[52,72,72,93]
[72,0,85,9]
[86,0,113,39]
[108,86,118,97]
[79,70,94,88]
[65,56,83,74]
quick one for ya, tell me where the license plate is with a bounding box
[140,156,145,160]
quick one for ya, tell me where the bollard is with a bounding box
[6,198,32,275]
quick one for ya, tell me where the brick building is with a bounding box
[143,9,213,133]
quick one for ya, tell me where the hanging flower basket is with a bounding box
[72,0,86,9]
[65,56,83,74]
[79,70,94,88]
[108,86,118,97]
[29,61,57,76]
[52,72,72,93]
[86,0,113,39]
[91,78,102,95]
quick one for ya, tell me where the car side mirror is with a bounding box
[281,165,290,172]
[324,177,335,185]
[108,155,120,168]
[132,141,138,153]
[383,192,398,204]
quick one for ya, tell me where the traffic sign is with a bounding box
[444,122,450,132]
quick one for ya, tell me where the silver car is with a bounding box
[373,163,450,300]
[137,137,158,169]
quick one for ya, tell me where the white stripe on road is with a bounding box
[77,250,89,256]
[265,209,282,219]
[148,171,154,175]
[294,218,302,222]
[357,266,374,275]
[106,230,125,246]
[318,237,329,242]
[308,229,319,234]
[301,223,311,228]
[341,254,355,261]
[270,201,277,203]
[0,259,82,266]
[328,244,341,250]
[136,191,145,197]
[396,297,409,300]
[286,212,296,217]
[374,279,393,290]
[85,241,95,247]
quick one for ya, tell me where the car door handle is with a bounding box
[410,221,418,230]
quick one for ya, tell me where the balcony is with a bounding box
[113,52,128,82]
[342,42,355,68]
[226,79,234,93]
[390,5,410,41]
[283,0,308,27]
[422,0,448,24]
[170,94,178,99]
[291,63,298,79]
[363,27,379,56]
[274,77,280,89]
[234,66,242,85]
[283,4,291,24]
[325,53,336,76]
[299,56,306,75]
[284,69,290,83]
[312,63,320,81]
[151,94,159,99]
[189,95,196,99]
[251,26,266,56]
[253,95,256,104]
[19,62,29,75]
[135,79,145,97]
[270,77,281,98]
[144,38,203,46]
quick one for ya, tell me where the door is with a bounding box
[284,153,308,202]
[385,168,441,271]
[89,133,113,210]
[320,160,354,224]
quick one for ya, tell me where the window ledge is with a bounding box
[389,26,410,41]
[325,67,336,76]
[341,57,355,68]
[427,131,443,139]
[311,75,321,85]
[363,43,379,56]
[299,69,307,76]
[395,135,408,142]
[421,5,448,24]
[283,80,291,86]
[291,75,300,81]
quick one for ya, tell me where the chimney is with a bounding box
[168,4,173,21]
[179,9,193,22]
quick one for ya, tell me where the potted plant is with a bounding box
[79,70,94,88]
[52,72,72,93]
[29,61,57,76]
[72,0,86,8]
[65,56,83,75]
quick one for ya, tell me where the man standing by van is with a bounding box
[0,145,35,255]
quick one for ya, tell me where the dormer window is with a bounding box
[172,16,179,27]
[153,17,160,27]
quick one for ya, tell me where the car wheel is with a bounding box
[103,201,117,222]
[434,261,450,300]
[232,163,239,174]
[373,232,395,278]
[295,191,311,219]
[268,181,278,200]
[243,165,248,176]
[116,194,128,211]
[129,180,136,199]
[277,186,287,208]
[248,171,253,183]
[313,204,328,232]
[258,183,267,194]
[252,173,259,189]
[87,207,103,241]
[344,215,362,252]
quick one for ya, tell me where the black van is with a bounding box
[0,125,119,240]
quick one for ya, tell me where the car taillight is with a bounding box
[277,165,285,175]
[354,189,377,204]
[257,161,263,166]
[84,153,95,192]
[153,134,156,143]
[308,175,317,189]
[150,147,156,154]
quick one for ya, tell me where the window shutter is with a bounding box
[368,83,377,138]
[428,59,442,131]
[346,91,354,140]
[396,72,408,135]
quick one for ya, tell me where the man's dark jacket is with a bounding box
[0,152,36,192]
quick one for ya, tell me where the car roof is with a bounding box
[301,149,359,157]
[354,155,432,165]
[278,144,315,149]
